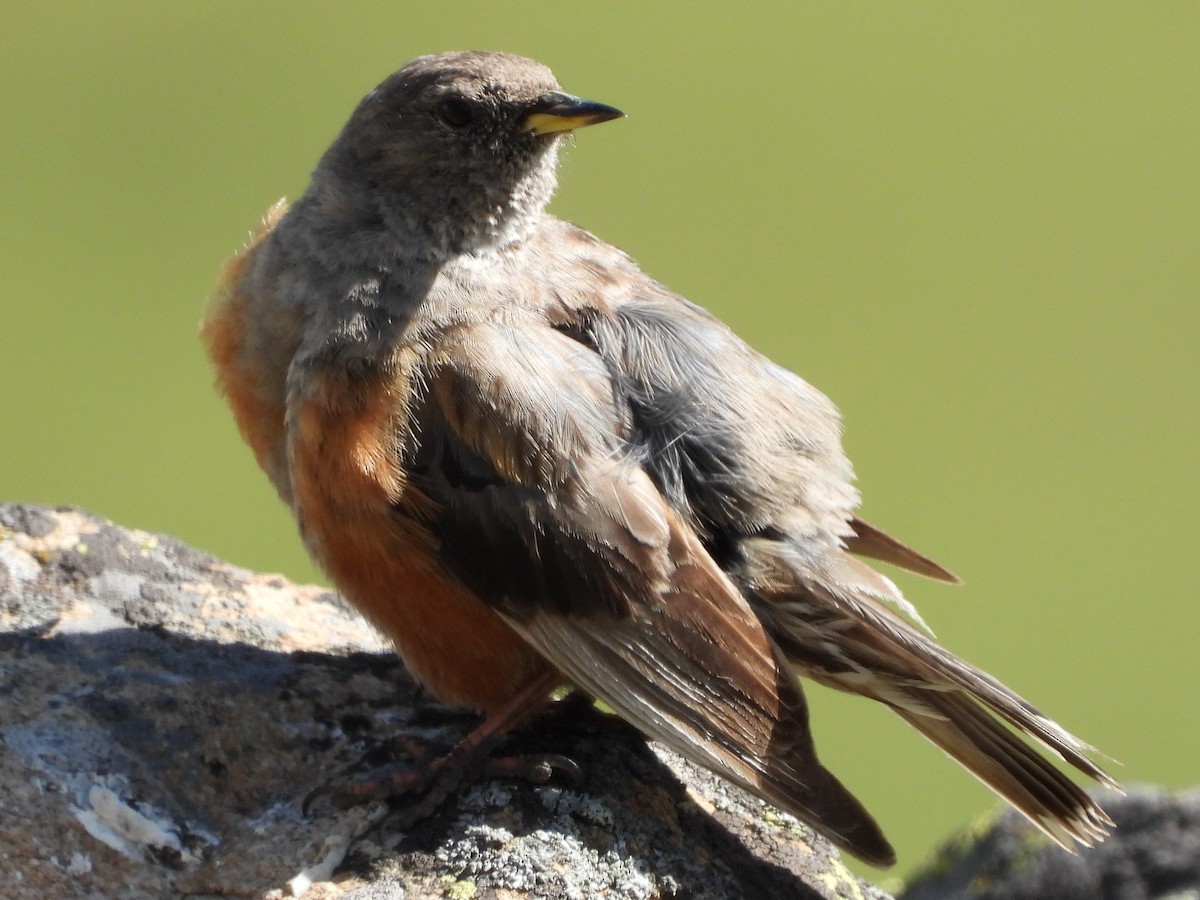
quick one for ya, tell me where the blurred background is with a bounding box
[2,1,1196,886]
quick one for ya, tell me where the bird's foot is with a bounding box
[302,732,580,824]
[303,669,579,824]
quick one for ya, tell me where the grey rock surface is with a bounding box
[900,786,1200,900]
[0,503,890,899]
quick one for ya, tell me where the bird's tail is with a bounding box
[784,601,1118,851]
[747,536,1118,853]
[889,679,1116,847]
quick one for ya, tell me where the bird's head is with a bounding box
[313,51,623,259]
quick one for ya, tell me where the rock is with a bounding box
[0,503,890,899]
[900,786,1200,900]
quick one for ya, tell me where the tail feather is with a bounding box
[804,551,1119,794]
[830,598,1120,849]
[892,689,1114,847]
[747,538,1117,854]
[909,637,1118,790]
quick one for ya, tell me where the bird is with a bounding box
[202,50,1117,867]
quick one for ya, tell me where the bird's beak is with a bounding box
[523,92,624,135]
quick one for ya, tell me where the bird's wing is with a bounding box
[534,221,959,585]
[537,260,952,637]
[844,517,961,583]
[527,245,1114,850]
[410,317,896,866]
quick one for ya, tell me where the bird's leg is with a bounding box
[304,668,575,822]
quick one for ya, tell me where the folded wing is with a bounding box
[408,318,896,865]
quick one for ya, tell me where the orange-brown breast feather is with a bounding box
[205,203,543,712]
[288,365,545,712]
[201,205,290,488]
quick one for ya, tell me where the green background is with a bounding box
[3,1,1196,885]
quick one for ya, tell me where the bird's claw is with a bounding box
[302,741,582,820]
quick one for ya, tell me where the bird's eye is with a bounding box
[436,97,474,129]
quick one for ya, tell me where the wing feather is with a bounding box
[410,317,895,865]
[845,517,961,584]
[400,281,1113,864]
